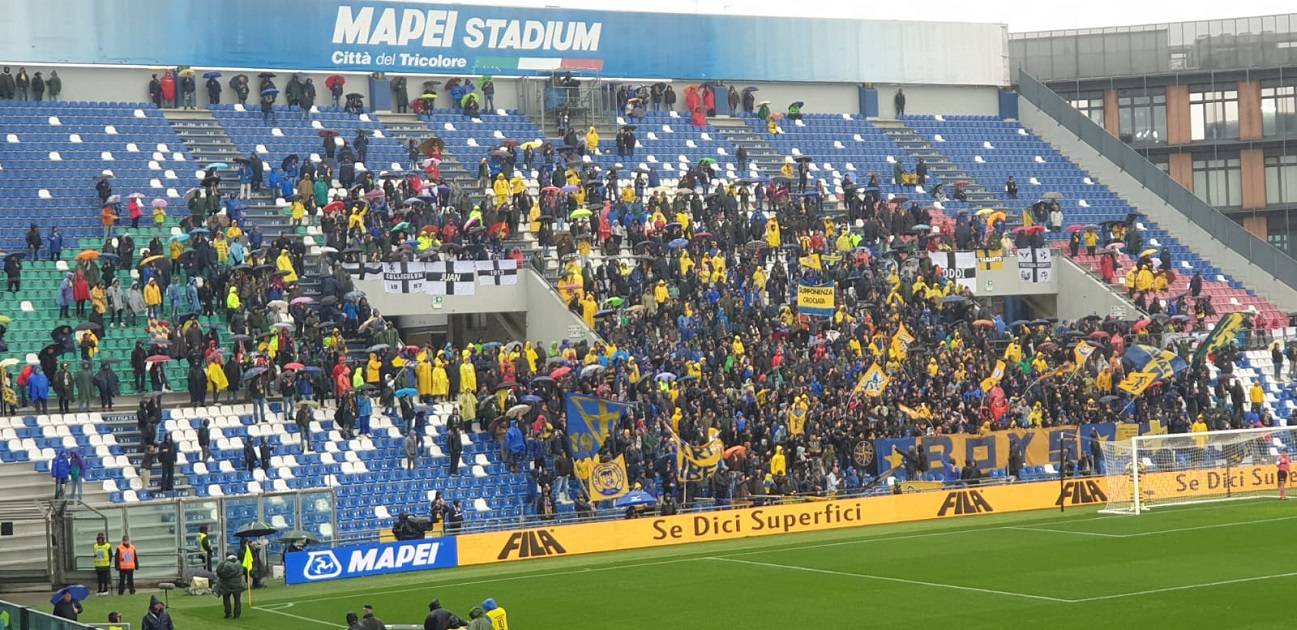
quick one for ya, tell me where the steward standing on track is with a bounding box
[93,532,112,594]
[115,535,138,595]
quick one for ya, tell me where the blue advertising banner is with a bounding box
[1,1,1007,85]
[284,536,457,584]
[564,394,633,459]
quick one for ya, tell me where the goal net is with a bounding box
[1099,426,1296,515]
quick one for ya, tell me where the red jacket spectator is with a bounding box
[160,71,176,102]
[73,272,90,303]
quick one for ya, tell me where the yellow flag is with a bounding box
[980,360,1006,392]
[1118,371,1157,396]
[586,454,630,502]
[854,363,890,398]
[1073,342,1097,372]
[241,543,253,573]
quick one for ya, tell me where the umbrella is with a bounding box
[105,194,121,204]
[520,394,544,405]
[367,343,390,353]
[202,71,222,80]
[569,208,593,220]
[655,372,677,381]
[272,321,294,330]
[972,319,994,328]
[364,188,384,201]
[260,88,279,97]
[910,224,931,234]
[1131,319,1152,332]
[206,162,229,170]
[1066,225,1085,233]
[145,354,172,364]
[941,295,967,305]
[603,297,625,308]
[668,238,689,249]
[494,382,515,393]
[236,520,278,538]
[395,388,419,399]
[189,227,211,237]
[318,129,339,138]
[614,490,657,508]
[530,376,555,387]
[560,184,579,193]
[1139,248,1159,259]
[325,75,345,90]
[550,366,572,379]
[0,358,19,369]
[1098,395,1121,405]
[506,404,531,418]
[290,296,315,306]
[242,366,269,382]
[257,72,276,79]
[581,364,604,378]
[50,585,90,606]
[267,299,289,311]
[152,198,168,209]
[1105,242,1125,253]
[390,221,411,233]
[75,250,100,262]
[284,362,306,371]
[278,529,320,545]
[75,322,102,333]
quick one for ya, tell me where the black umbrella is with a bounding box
[236,520,278,538]
[278,529,320,545]
[257,72,276,79]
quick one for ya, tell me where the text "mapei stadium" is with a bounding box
[332,6,603,51]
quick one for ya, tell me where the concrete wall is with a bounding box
[874,84,1001,117]
[1018,94,1297,311]
[347,268,598,348]
[1055,255,1142,321]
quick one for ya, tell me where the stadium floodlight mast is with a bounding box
[1099,425,1295,515]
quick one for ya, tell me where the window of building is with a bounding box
[1189,88,1239,140]
[1267,213,1292,255]
[1064,91,1105,126]
[1265,154,1297,204]
[1117,89,1167,144]
[1191,155,1242,207]
[1261,84,1296,137]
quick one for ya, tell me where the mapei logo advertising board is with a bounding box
[456,479,1109,567]
[284,537,457,585]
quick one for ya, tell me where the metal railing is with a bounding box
[0,599,96,630]
[1016,70,1297,297]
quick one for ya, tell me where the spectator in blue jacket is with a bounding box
[356,392,372,436]
[51,450,70,498]
[57,273,74,319]
[505,420,526,472]
[48,227,63,262]
[27,365,50,413]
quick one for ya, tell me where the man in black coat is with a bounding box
[158,439,176,492]
[206,76,221,105]
[147,75,162,107]
[31,72,44,102]
[894,88,906,117]
[423,599,465,630]
[243,438,257,472]
[258,437,272,473]
[447,425,462,475]
[0,67,13,99]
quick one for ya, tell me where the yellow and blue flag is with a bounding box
[586,454,630,502]
[853,363,890,398]
[1118,371,1158,396]
[1123,345,1187,381]
[796,283,835,316]
[1193,312,1245,363]
[674,430,724,482]
[564,394,633,459]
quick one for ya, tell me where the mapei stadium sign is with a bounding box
[1,0,1008,85]
[284,537,458,584]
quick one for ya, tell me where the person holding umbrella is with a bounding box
[205,71,222,105]
[52,587,84,620]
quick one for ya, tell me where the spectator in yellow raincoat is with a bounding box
[764,217,781,248]
[770,445,787,475]
[365,353,381,384]
[524,342,539,374]
[585,126,600,154]
[214,234,229,264]
[459,354,477,395]
[276,250,298,284]
[416,355,434,398]
[492,174,509,200]
[581,293,598,328]
[206,359,229,398]
[225,286,240,311]
[510,174,525,198]
[431,355,450,399]
[1135,266,1153,293]
[290,198,306,227]
[226,221,242,241]
[654,280,669,305]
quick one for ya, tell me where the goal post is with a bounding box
[1099,425,1296,515]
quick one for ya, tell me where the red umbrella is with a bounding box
[145,354,172,363]
[1088,331,1109,341]
[1066,224,1085,233]
[1024,225,1046,235]
[1131,319,1152,332]
[318,129,339,138]
[325,75,345,90]
[284,362,305,371]
[550,366,572,379]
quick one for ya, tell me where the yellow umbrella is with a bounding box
[975,208,995,216]
[139,255,164,267]
[0,315,12,325]
[0,358,18,369]
[989,211,1006,224]
[75,250,101,262]
[1139,248,1158,258]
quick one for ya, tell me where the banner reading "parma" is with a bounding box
[796,284,835,317]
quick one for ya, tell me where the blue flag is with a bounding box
[564,394,632,458]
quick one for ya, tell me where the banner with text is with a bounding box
[284,536,457,584]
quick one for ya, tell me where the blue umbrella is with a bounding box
[655,372,677,381]
[206,162,229,170]
[667,238,689,249]
[614,490,657,508]
[261,88,279,97]
[189,228,211,237]
[169,233,190,243]
[202,71,223,80]
[520,394,543,404]
[560,184,579,193]
[301,366,323,375]
[242,366,268,382]
[50,584,89,605]
[395,387,418,398]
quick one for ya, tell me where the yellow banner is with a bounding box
[854,363,889,398]
[1118,371,1157,396]
[456,479,1110,566]
[796,284,835,316]
[1105,465,1280,504]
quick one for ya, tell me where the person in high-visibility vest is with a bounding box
[197,524,212,572]
[105,611,124,630]
[114,535,137,595]
[93,532,112,594]
[483,598,509,630]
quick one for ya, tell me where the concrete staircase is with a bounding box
[377,112,481,205]
[706,117,785,176]
[163,109,244,180]
[873,119,1000,207]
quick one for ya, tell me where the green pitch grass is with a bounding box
[38,499,1297,628]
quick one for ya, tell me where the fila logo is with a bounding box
[1055,480,1108,506]
[497,530,567,560]
[936,490,994,516]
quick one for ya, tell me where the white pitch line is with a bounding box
[257,602,339,627]
[1072,571,1297,602]
[1004,526,1125,538]
[708,556,1073,603]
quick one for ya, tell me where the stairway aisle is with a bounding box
[706,117,784,177]
[378,112,482,206]
[874,119,1000,206]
